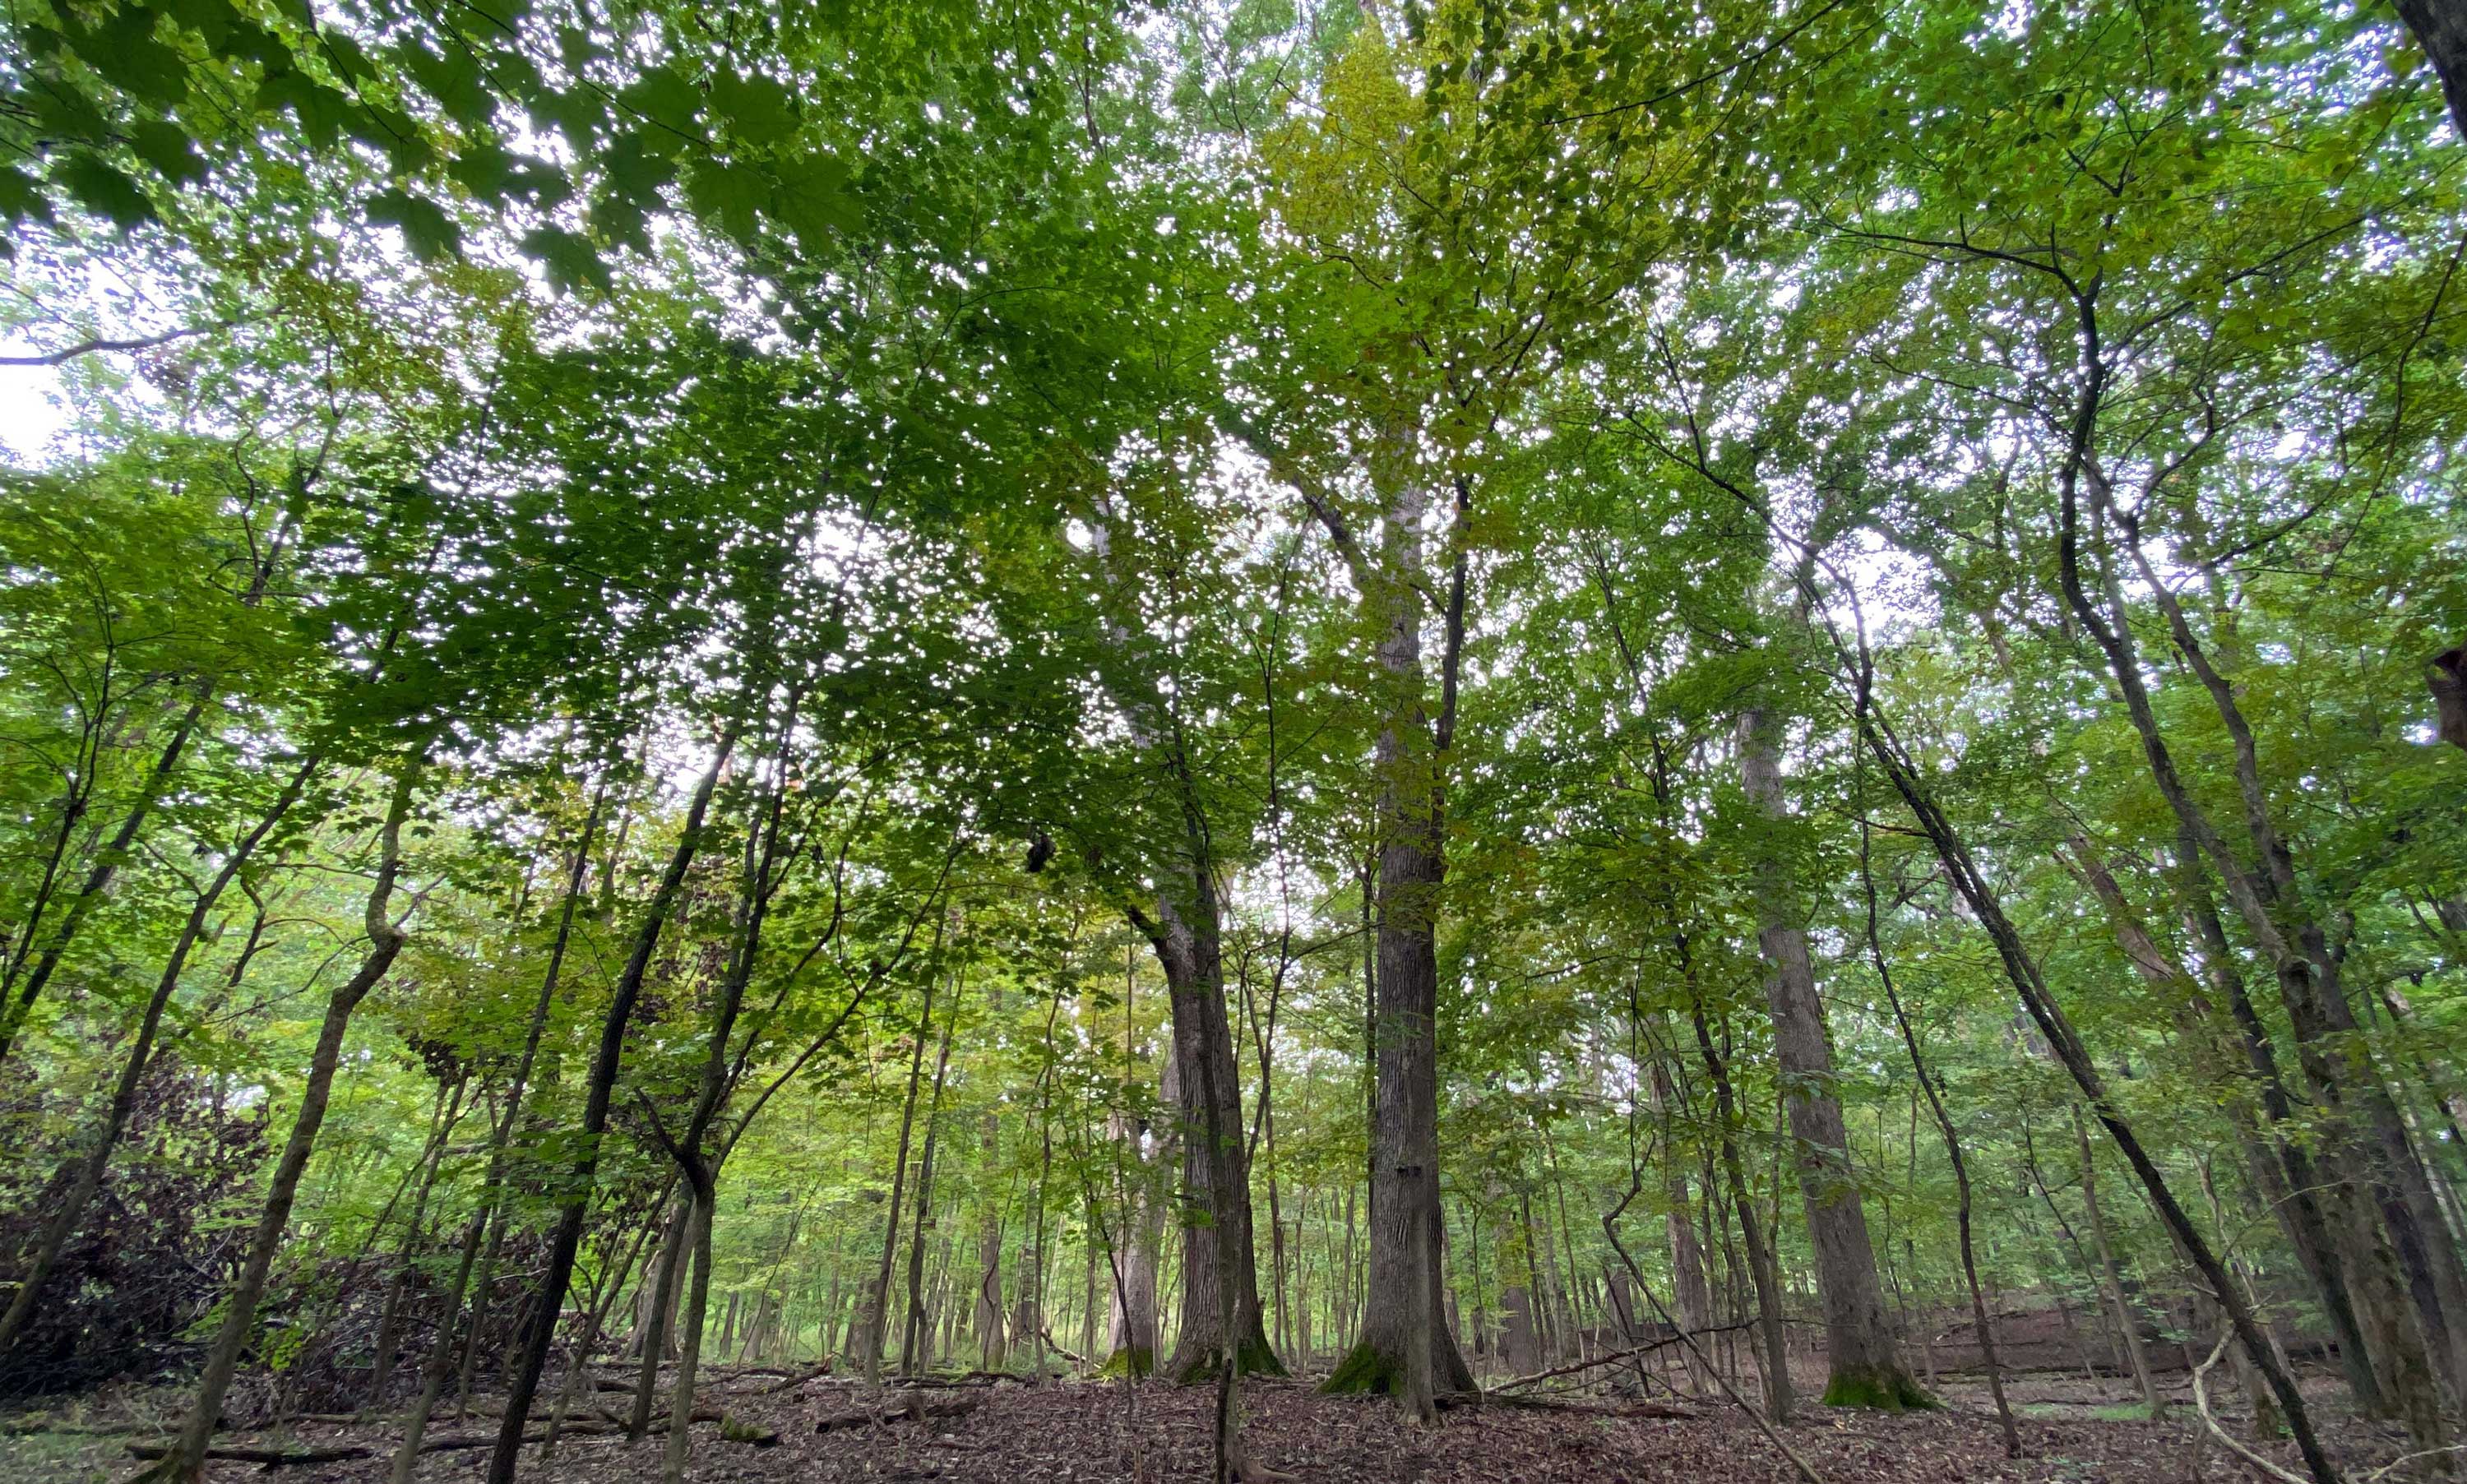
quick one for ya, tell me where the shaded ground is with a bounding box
[0,1363,2418,1484]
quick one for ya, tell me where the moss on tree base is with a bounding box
[1099,1345,1154,1379]
[1317,1339,1404,1395]
[1821,1364,1938,1412]
[1168,1331,1287,1384]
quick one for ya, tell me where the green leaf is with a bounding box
[618,64,701,135]
[530,88,608,154]
[319,28,376,85]
[78,11,192,109]
[447,142,517,202]
[368,187,460,261]
[0,165,53,226]
[54,150,155,228]
[771,152,859,242]
[258,70,350,150]
[399,40,494,130]
[589,189,650,254]
[521,225,610,295]
[127,119,209,185]
[710,70,797,146]
[683,158,766,241]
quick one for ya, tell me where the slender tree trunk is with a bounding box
[1863,823,2018,1454]
[0,754,316,1354]
[2072,1108,2163,1417]
[488,730,738,1484]
[1650,1051,1714,1394]
[901,979,960,1374]
[0,697,206,1065]
[866,971,939,1385]
[369,1073,469,1407]
[1687,979,1794,1422]
[146,757,420,1484]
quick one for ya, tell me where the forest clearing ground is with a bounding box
[0,1366,2418,1484]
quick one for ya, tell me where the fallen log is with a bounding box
[125,1443,370,1468]
[750,1360,835,1394]
[1483,1393,1701,1421]
[814,1394,984,1434]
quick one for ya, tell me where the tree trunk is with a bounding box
[488,729,738,1484]
[147,758,419,1484]
[2072,1108,2163,1418]
[1687,982,1794,1423]
[1146,893,1280,1381]
[0,753,316,1354]
[1650,1051,1714,1394]
[1738,705,1924,1412]
[865,970,939,1385]
[900,978,960,1374]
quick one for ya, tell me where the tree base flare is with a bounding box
[1317,1340,1403,1395]
[1169,1332,1285,1385]
[1821,1364,1937,1412]
[1099,1346,1154,1379]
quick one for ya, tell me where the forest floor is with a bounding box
[0,1361,2423,1484]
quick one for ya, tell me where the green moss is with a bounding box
[1099,1345,1155,1379]
[1821,1364,1938,1412]
[1167,1329,1289,1384]
[1318,1339,1404,1395]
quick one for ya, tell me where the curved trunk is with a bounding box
[150,758,420,1484]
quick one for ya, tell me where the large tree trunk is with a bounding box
[1107,1055,1173,1375]
[1738,706,1925,1411]
[1323,460,1474,1415]
[1149,892,1280,1381]
[2393,0,2467,137]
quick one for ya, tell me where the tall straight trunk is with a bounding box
[1864,825,2018,1455]
[901,981,960,1374]
[1146,890,1280,1381]
[1687,979,1794,1422]
[627,1195,690,1434]
[1110,1056,1174,1374]
[2072,1108,2163,1417]
[1275,441,1472,1417]
[1650,1052,1714,1394]
[488,729,738,1484]
[0,752,317,1354]
[977,1124,1008,1371]
[1738,705,1923,1411]
[146,756,420,1484]
[865,972,939,1384]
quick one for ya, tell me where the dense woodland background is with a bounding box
[2,0,2465,1481]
